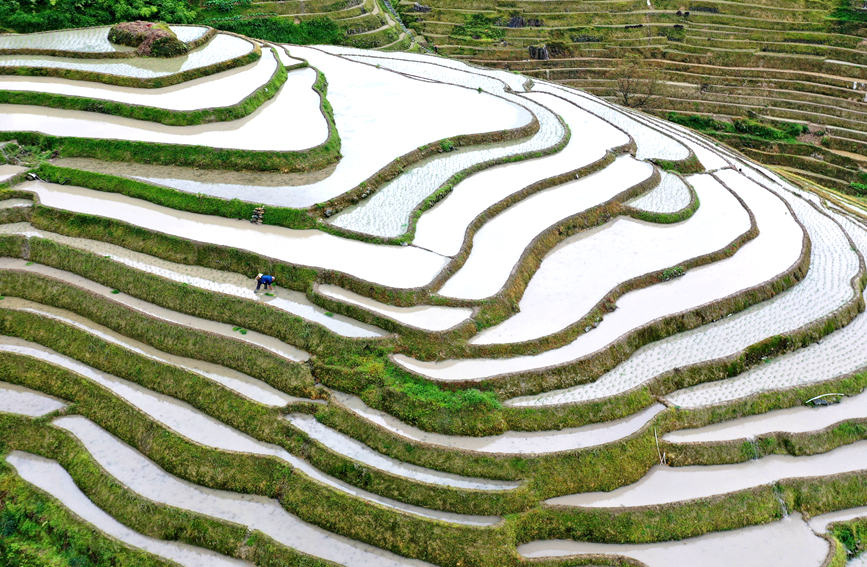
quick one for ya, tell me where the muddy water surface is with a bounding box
[0,381,66,416]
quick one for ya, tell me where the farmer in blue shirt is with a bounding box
[255,273,275,292]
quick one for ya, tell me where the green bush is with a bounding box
[205,0,252,13]
[851,182,867,196]
[450,14,504,41]
[206,16,345,44]
[0,0,196,33]
[666,112,732,133]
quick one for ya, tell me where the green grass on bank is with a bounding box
[0,456,173,567]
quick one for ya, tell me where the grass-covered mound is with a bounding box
[107,20,187,57]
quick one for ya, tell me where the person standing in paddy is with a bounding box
[255,273,275,292]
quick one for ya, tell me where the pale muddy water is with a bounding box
[5,451,251,567]
[664,389,867,444]
[546,439,867,508]
[518,513,828,567]
[0,165,27,183]
[627,171,692,214]
[0,48,278,111]
[20,181,448,289]
[0,257,310,363]
[317,284,471,331]
[51,416,440,567]
[0,380,66,416]
[0,223,386,339]
[0,67,328,152]
[411,92,629,257]
[331,390,665,454]
[809,506,867,534]
[0,33,253,78]
[57,157,336,188]
[0,198,31,209]
[396,167,805,380]
[286,413,520,490]
[0,296,297,407]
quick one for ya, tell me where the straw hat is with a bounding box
[256,273,263,279]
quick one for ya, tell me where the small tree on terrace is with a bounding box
[610,55,660,109]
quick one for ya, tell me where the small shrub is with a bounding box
[108,21,188,57]
[661,266,686,280]
[205,0,252,13]
[439,139,455,152]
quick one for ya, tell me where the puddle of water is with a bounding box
[317,284,470,331]
[628,171,692,214]
[51,416,438,567]
[0,198,31,209]
[0,380,65,416]
[0,165,27,183]
[0,34,253,78]
[331,390,665,455]
[286,413,519,490]
[5,451,249,567]
[20,181,447,289]
[518,513,828,567]
[0,67,327,152]
[1,296,296,407]
[809,506,867,534]
[664,389,867,444]
[546,439,867,508]
[58,157,336,188]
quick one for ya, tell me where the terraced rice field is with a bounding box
[1,23,867,567]
[398,0,867,195]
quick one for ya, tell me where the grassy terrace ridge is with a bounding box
[0,46,299,126]
[402,0,867,192]
[0,32,262,89]
[0,54,343,172]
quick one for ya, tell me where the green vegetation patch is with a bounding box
[0,47,295,127]
[451,14,505,41]
[0,456,174,567]
[0,0,196,33]
[205,16,346,45]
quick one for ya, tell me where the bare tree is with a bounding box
[610,55,660,108]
